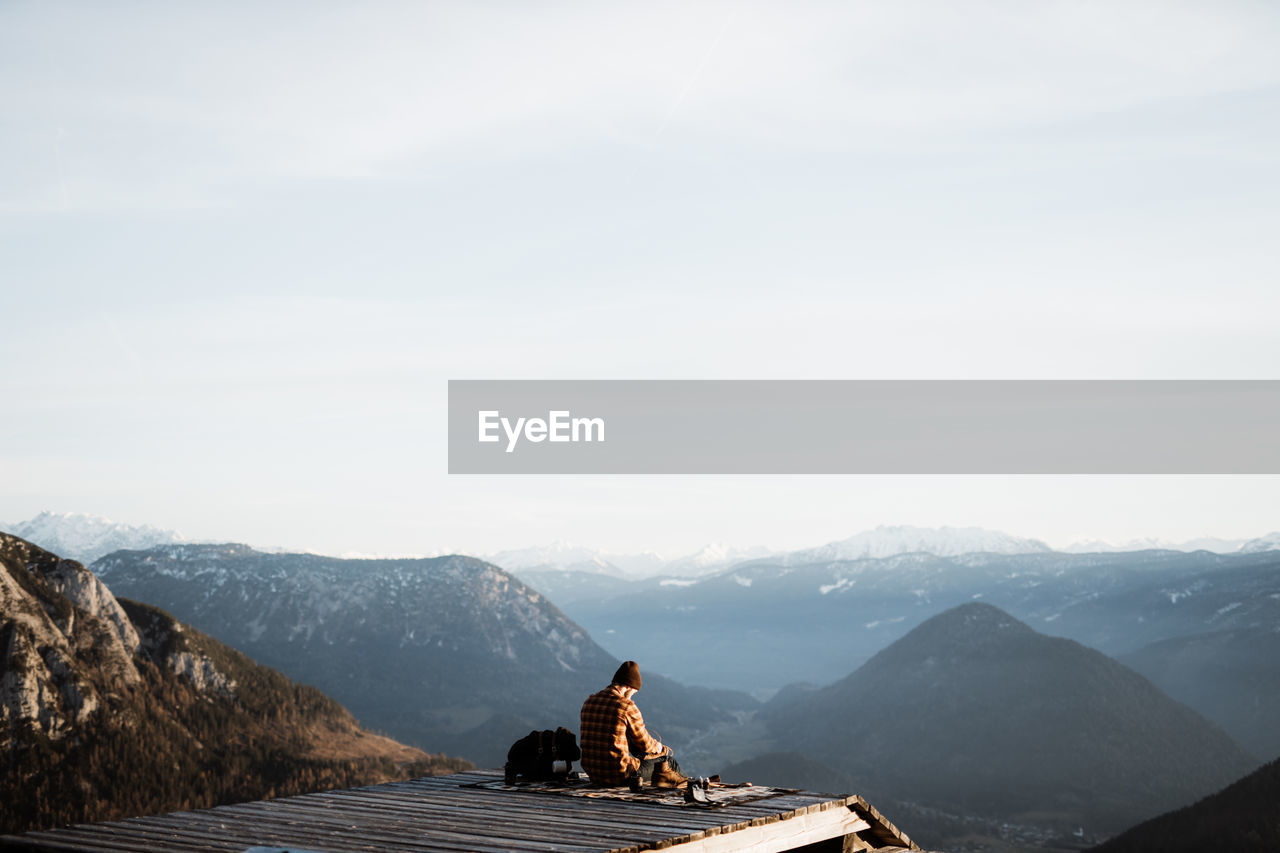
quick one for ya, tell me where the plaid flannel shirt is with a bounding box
[579,683,664,785]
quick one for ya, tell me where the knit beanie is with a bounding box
[612,660,642,690]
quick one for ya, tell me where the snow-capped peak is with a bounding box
[1240,531,1280,554]
[485,541,775,578]
[1062,535,1264,554]
[781,525,1053,565]
[661,543,780,577]
[486,541,627,576]
[9,511,188,565]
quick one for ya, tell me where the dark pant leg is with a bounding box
[637,755,662,782]
[636,749,682,782]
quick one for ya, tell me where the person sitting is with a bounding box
[579,660,687,788]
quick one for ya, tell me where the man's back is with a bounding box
[580,682,661,786]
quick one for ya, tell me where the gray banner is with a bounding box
[447,380,1280,474]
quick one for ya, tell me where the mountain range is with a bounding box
[25,510,1277,770]
[13,512,1279,574]
[490,524,1280,577]
[0,532,467,835]
[92,544,756,768]
[775,525,1053,563]
[542,547,1280,758]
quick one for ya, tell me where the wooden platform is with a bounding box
[0,770,920,853]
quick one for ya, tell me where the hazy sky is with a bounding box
[3,2,1279,556]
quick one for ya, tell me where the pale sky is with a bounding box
[3,2,1279,556]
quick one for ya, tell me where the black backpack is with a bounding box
[504,727,581,783]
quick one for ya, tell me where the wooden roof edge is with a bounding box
[0,774,925,853]
[0,835,73,853]
[844,794,921,851]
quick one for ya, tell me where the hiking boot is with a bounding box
[651,761,688,788]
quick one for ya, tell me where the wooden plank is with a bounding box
[365,783,741,820]
[240,790,685,836]
[133,806,608,853]
[847,795,919,850]
[46,822,242,852]
[51,802,614,853]
[238,795,648,853]
[0,836,127,853]
[219,799,625,852]
[7,827,216,853]
[250,796,677,844]
[244,799,660,850]
[113,815,577,853]
[294,787,729,840]
[40,820,316,853]
[312,785,732,831]
[402,791,710,823]
[111,813,379,853]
